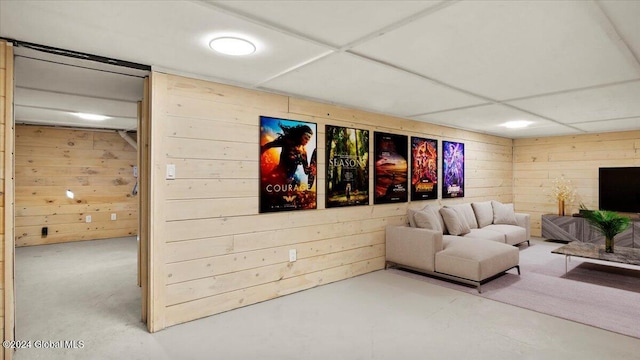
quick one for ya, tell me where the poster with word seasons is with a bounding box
[326,125,369,208]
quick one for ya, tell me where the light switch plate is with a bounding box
[166,164,176,180]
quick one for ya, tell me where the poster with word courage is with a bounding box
[442,140,464,198]
[326,125,369,208]
[259,116,317,213]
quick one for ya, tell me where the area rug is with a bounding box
[388,240,640,339]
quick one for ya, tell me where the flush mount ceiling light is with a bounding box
[209,36,256,56]
[73,112,110,121]
[501,120,533,129]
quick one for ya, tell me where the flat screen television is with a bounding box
[599,167,640,213]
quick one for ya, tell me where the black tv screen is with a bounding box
[599,167,640,213]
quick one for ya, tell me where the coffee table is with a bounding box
[551,242,640,274]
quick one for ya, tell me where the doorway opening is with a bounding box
[9,40,151,345]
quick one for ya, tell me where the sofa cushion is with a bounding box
[446,203,478,229]
[472,201,494,228]
[414,208,444,233]
[407,208,418,227]
[484,224,527,245]
[463,228,506,243]
[491,201,518,225]
[439,207,470,236]
[435,237,519,281]
[408,205,444,229]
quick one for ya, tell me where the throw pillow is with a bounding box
[491,201,518,225]
[413,207,444,233]
[439,207,470,236]
[472,201,494,227]
[407,208,418,227]
[446,203,478,229]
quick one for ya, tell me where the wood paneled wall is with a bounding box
[513,131,640,237]
[15,125,138,246]
[1,39,13,360]
[150,72,513,330]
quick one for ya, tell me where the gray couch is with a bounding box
[386,201,529,292]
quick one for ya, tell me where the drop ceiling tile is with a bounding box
[352,1,640,100]
[15,57,144,104]
[0,1,329,85]
[211,0,441,47]
[412,104,575,138]
[571,117,640,133]
[260,53,488,117]
[15,106,137,131]
[599,1,640,61]
[507,81,640,124]
[14,88,138,118]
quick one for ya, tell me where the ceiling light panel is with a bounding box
[352,1,639,100]
[209,36,256,56]
[260,52,487,116]
[73,112,110,121]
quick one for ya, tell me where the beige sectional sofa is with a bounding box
[386,201,530,292]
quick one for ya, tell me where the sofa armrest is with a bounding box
[385,225,443,272]
[515,213,531,240]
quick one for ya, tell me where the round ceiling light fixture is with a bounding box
[73,112,110,121]
[501,120,533,129]
[209,36,256,56]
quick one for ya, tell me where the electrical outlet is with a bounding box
[111,213,117,221]
[86,215,92,223]
[289,249,297,262]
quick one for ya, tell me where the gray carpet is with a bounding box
[390,239,640,339]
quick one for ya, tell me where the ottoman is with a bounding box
[435,236,520,292]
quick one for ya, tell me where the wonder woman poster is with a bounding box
[442,140,464,198]
[374,132,408,204]
[326,125,369,208]
[411,137,438,200]
[259,116,317,213]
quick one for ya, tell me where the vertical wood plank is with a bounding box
[149,72,168,332]
[2,39,15,360]
[139,78,150,325]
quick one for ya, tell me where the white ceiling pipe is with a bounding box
[118,130,137,150]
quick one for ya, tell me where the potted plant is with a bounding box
[581,209,631,253]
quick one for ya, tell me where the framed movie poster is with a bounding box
[326,125,369,208]
[374,132,408,204]
[442,140,464,198]
[411,137,438,200]
[259,116,317,213]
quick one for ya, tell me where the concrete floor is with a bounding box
[13,237,640,360]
